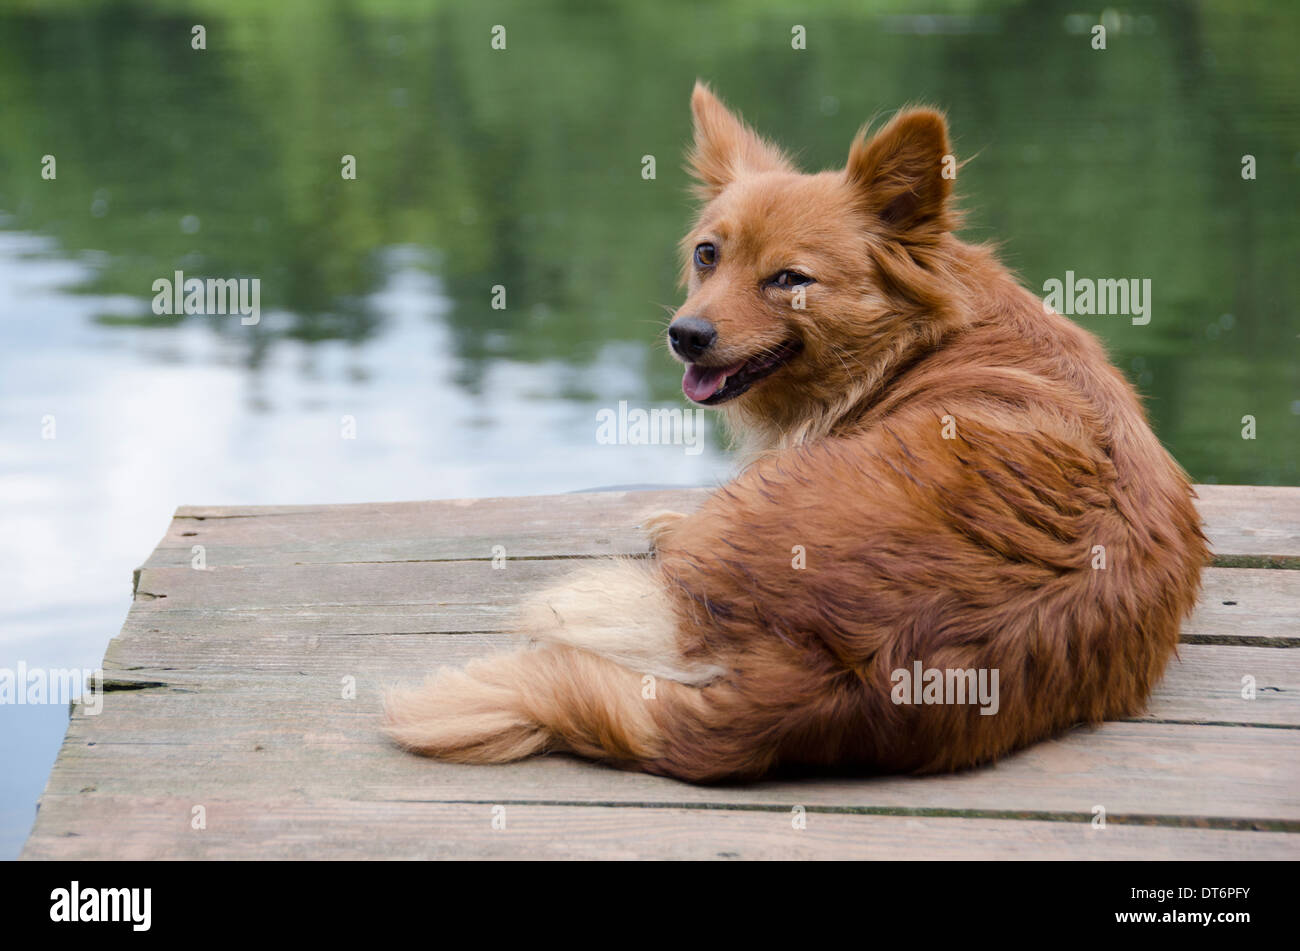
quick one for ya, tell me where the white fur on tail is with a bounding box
[520,558,724,685]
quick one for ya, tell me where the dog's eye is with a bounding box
[694,243,717,268]
[772,270,814,288]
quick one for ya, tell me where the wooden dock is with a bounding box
[21,484,1300,859]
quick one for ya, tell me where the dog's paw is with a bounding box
[640,509,687,551]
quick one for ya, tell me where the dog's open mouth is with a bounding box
[682,339,803,405]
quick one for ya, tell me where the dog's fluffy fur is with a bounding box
[384,83,1207,782]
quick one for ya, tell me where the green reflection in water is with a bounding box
[1,0,1296,483]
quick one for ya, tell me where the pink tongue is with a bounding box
[683,362,742,402]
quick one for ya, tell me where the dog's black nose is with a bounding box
[668,316,717,360]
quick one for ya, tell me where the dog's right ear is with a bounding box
[688,82,792,199]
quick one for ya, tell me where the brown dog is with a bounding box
[384,83,1207,782]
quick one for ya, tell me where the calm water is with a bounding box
[1,0,1297,857]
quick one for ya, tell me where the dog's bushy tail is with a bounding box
[383,644,712,771]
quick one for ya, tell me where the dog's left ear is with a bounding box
[845,108,954,234]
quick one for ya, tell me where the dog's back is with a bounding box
[647,268,1205,779]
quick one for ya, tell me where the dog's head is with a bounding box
[670,82,961,441]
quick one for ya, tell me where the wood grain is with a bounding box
[142,484,1300,567]
[1195,484,1300,567]
[31,699,1300,825]
[24,484,1300,859]
[123,561,1300,645]
[22,798,1298,860]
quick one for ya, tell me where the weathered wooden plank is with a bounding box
[1181,568,1300,646]
[147,488,714,568]
[1195,484,1300,567]
[128,560,565,635]
[26,484,1300,859]
[1136,645,1300,726]
[143,484,1300,568]
[34,682,1300,825]
[124,560,1300,645]
[21,798,1297,860]
[99,622,1300,728]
